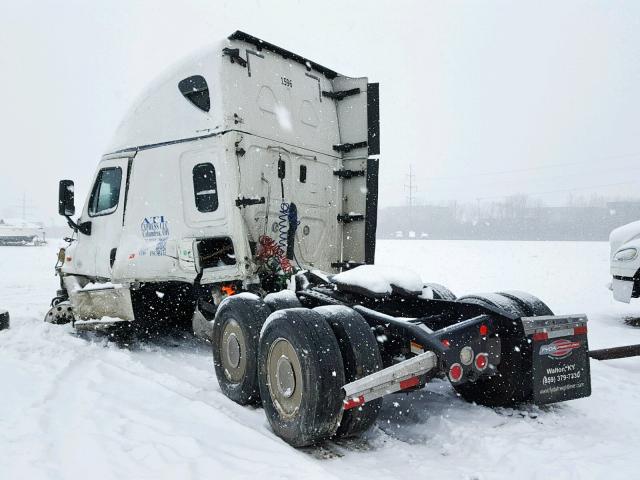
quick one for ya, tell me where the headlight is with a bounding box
[614,248,638,262]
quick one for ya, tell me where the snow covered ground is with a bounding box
[1,240,639,479]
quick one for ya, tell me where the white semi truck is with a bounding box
[46,31,593,447]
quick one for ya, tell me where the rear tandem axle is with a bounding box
[206,272,593,447]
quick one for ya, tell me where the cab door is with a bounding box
[84,156,131,279]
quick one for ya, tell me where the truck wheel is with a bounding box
[258,308,345,447]
[263,290,302,312]
[454,292,535,406]
[314,306,383,438]
[423,282,457,301]
[458,292,528,317]
[0,310,9,330]
[212,294,271,405]
[44,302,74,324]
[497,291,553,316]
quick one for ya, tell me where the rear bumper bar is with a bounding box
[342,351,437,410]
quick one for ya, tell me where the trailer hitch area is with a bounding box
[342,351,437,410]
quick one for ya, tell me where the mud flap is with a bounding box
[523,315,591,405]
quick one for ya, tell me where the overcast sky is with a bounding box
[2,0,640,224]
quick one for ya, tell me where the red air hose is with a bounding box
[257,235,293,274]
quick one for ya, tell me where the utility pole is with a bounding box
[404,165,417,234]
[12,193,34,221]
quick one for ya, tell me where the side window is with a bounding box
[88,167,122,216]
[193,163,218,212]
[178,75,210,112]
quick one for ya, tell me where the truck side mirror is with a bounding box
[58,180,75,216]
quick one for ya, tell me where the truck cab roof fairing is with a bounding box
[106,43,226,154]
[106,32,356,156]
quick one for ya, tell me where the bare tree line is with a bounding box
[379,194,640,240]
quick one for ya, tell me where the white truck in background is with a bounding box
[0,219,46,246]
[609,220,640,303]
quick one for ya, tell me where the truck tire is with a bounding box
[458,292,527,317]
[258,308,345,447]
[423,283,457,301]
[212,294,271,405]
[263,290,302,312]
[497,291,553,316]
[314,306,383,438]
[0,310,9,330]
[454,292,538,406]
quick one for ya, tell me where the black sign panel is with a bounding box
[532,333,591,404]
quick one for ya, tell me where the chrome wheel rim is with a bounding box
[267,338,303,417]
[221,319,246,383]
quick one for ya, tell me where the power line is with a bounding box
[422,151,640,181]
[423,162,640,191]
[477,180,640,201]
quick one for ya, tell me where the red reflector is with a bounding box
[399,376,420,390]
[449,363,463,382]
[532,332,548,341]
[479,324,488,336]
[574,325,588,335]
[66,257,72,262]
[475,353,488,371]
[343,395,365,410]
[441,339,451,348]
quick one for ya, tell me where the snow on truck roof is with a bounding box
[106,31,347,155]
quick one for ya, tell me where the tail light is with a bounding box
[475,353,488,371]
[449,363,463,382]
